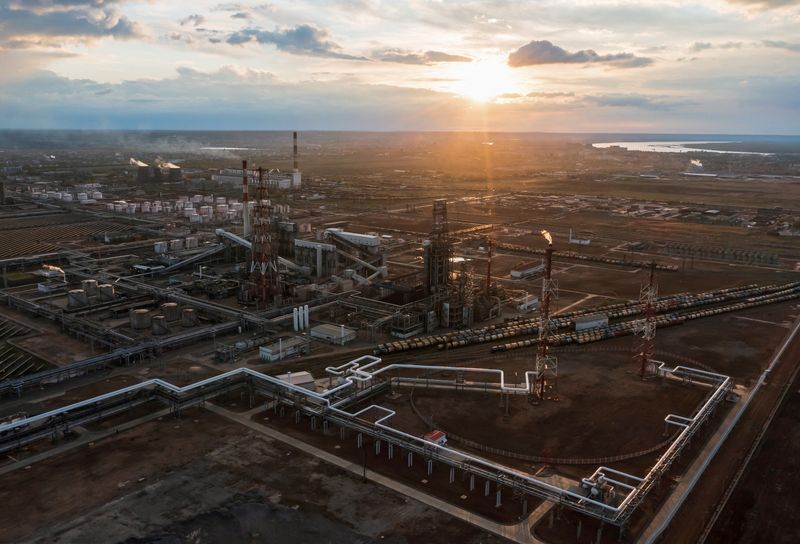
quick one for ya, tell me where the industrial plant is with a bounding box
[1,130,799,544]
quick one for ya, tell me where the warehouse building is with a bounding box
[310,323,356,345]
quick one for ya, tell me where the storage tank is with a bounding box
[161,302,180,321]
[169,239,184,251]
[130,309,151,330]
[97,283,115,301]
[81,279,98,296]
[192,194,203,203]
[215,197,227,204]
[185,237,198,249]
[199,205,213,216]
[181,308,197,327]
[67,289,88,308]
[61,193,73,202]
[77,193,88,201]
[154,241,168,254]
[92,191,103,200]
[152,315,169,336]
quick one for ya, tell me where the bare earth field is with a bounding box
[0,407,508,544]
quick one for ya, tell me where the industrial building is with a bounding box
[259,336,311,362]
[310,323,356,345]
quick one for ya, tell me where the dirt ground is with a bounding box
[369,346,709,478]
[254,406,540,524]
[706,351,800,543]
[0,407,508,544]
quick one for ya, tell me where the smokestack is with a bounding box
[242,160,250,237]
[293,131,298,172]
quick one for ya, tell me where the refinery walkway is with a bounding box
[207,403,551,544]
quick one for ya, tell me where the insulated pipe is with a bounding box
[0,354,732,525]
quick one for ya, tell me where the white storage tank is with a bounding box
[77,193,88,201]
[199,205,213,216]
[192,194,203,203]
[154,241,168,254]
[185,237,198,249]
[215,197,227,205]
[92,191,103,200]
[161,302,180,321]
[130,309,151,330]
[97,283,115,301]
[169,239,184,251]
[181,308,197,327]
[61,193,73,202]
[151,315,169,336]
[67,289,88,308]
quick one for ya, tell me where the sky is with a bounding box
[0,0,799,133]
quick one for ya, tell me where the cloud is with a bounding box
[583,93,691,111]
[180,14,205,27]
[725,0,800,10]
[762,39,800,52]
[226,24,366,60]
[527,91,575,98]
[689,41,744,52]
[378,49,472,65]
[508,40,652,68]
[0,0,141,48]
[231,12,250,20]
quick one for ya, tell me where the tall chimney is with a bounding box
[242,160,250,237]
[293,131,298,172]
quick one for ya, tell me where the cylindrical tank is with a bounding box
[97,283,115,301]
[61,193,73,202]
[92,191,103,199]
[81,279,98,296]
[77,192,88,201]
[161,302,180,321]
[154,241,168,254]
[130,309,151,330]
[169,239,184,251]
[67,289,88,307]
[151,315,169,336]
[185,237,198,249]
[181,308,197,327]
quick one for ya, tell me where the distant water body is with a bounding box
[592,141,773,156]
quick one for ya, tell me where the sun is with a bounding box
[448,59,516,103]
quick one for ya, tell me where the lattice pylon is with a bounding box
[634,262,658,378]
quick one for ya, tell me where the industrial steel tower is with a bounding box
[424,199,452,295]
[533,230,558,401]
[249,167,280,308]
[634,261,658,378]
